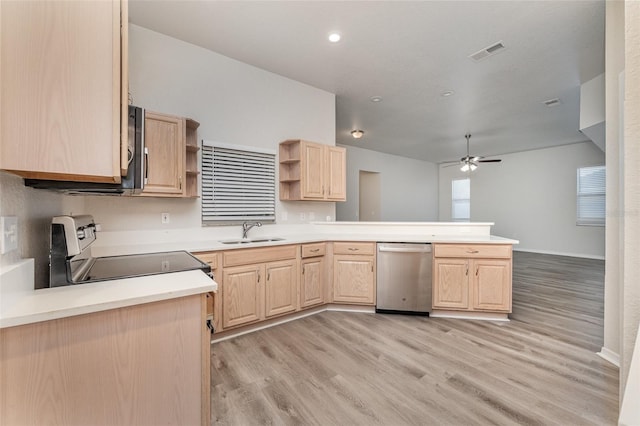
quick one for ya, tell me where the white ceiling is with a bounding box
[129,1,605,164]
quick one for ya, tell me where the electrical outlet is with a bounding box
[161,213,170,224]
[300,212,306,221]
[1,216,18,254]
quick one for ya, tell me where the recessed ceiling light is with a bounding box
[351,130,364,139]
[370,96,383,103]
[328,32,341,43]
[441,90,454,97]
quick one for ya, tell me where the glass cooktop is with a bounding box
[74,251,211,283]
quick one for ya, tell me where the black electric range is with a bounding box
[49,215,211,287]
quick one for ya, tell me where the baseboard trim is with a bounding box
[513,248,605,260]
[211,306,326,343]
[430,309,510,322]
[597,347,620,367]
[326,304,376,313]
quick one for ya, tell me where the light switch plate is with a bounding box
[1,216,18,254]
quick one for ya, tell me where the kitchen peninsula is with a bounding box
[90,221,518,337]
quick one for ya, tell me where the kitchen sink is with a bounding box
[219,237,285,245]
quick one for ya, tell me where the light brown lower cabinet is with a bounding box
[0,294,210,426]
[332,242,376,305]
[432,244,512,313]
[300,243,326,308]
[219,245,299,330]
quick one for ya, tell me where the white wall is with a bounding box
[336,145,438,222]
[85,25,337,231]
[0,172,84,287]
[621,0,640,397]
[439,142,605,258]
[601,0,624,374]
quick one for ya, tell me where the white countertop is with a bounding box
[92,230,519,257]
[1,222,516,329]
[0,260,216,329]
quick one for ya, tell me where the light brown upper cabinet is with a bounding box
[141,111,200,198]
[0,0,128,183]
[279,140,346,201]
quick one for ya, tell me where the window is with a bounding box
[201,141,276,224]
[577,165,605,226]
[452,178,470,221]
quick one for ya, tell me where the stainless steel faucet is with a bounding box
[242,221,262,239]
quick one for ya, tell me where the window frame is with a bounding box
[201,140,276,225]
[576,165,605,227]
[451,178,471,222]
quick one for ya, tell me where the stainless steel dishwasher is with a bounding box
[376,242,432,315]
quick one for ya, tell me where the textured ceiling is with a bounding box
[129,1,604,163]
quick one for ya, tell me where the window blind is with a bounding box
[201,141,276,224]
[577,165,605,226]
[452,178,470,222]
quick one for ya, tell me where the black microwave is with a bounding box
[24,106,145,195]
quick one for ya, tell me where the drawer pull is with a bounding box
[467,250,479,254]
[310,248,320,253]
[348,247,359,251]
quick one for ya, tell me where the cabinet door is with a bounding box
[222,265,263,328]
[301,142,324,199]
[301,257,324,308]
[471,259,511,312]
[142,112,185,196]
[265,260,298,318]
[333,255,375,304]
[433,258,469,310]
[1,0,123,182]
[326,146,346,201]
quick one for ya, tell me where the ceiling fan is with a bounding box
[443,134,502,172]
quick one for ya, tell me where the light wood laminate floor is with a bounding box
[210,252,618,425]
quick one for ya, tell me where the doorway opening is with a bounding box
[359,170,381,221]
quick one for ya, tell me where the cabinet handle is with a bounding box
[179,176,182,190]
[467,250,479,254]
[466,264,469,276]
[310,248,320,253]
[144,147,149,184]
[302,265,305,274]
[476,266,479,276]
[348,247,359,251]
[267,272,270,281]
[257,270,260,283]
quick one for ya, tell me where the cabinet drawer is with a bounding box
[433,244,511,259]
[223,245,297,267]
[333,242,375,255]
[301,243,326,258]
[193,252,218,269]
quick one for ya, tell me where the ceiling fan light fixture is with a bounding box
[460,162,477,172]
[351,129,364,139]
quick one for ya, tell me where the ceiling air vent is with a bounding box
[543,98,562,107]
[469,41,506,62]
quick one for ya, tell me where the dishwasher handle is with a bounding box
[378,245,432,253]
